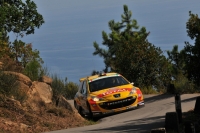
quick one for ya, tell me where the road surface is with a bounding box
[46,94,199,133]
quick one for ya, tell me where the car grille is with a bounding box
[98,96,136,110]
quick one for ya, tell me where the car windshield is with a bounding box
[89,76,129,92]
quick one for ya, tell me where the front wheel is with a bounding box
[86,102,94,119]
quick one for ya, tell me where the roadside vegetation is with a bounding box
[93,5,200,94]
[0,0,200,132]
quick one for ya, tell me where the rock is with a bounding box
[3,71,32,87]
[17,81,30,94]
[20,123,29,130]
[31,81,53,104]
[26,85,42,111]
[56,96,74,112]
[39,76,52,85]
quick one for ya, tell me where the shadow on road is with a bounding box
[144,94,199,104]
[181,95,199,103]
[88,94,199,132]
[144,94,174,104]
[88,115,165,133]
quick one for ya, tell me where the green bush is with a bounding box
[0,70,18,96]
[51,74,79,102]
[173,73,196,94]
[140,86,158,94]
[23,60,49,81]
[51,74,65,101]
[64,81,78,99]
[12,89,28,103]
[0,70,27,102]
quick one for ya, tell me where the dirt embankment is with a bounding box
[0,96,91,133]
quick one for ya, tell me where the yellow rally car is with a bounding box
[74,72,144,118]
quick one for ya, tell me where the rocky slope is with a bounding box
[0,71,91,133]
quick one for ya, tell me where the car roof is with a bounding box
[79,72,120,82]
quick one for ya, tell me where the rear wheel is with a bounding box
[74,100,78,110]
[74,101,85,117]
[78,107,85,117]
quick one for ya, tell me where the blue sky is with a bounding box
[10,0,200,83]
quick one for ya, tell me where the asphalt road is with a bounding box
[46,94,199,133]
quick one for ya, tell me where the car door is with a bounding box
[79,80,89,113]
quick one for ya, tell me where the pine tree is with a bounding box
[93,5,171,89]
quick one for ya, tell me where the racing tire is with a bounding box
[86,102,94,120]
[78,107,85,117]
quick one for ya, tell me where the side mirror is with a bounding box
[131,82,134,85]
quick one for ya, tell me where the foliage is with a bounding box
[183,11,200,87]
[0,55,23,72]
[173,73,196,94]
[51,74,65,101]
[167,45,181,77]
[0,70,18,97]
[0,31,10,57]
[0,0,44,80]
[0,0,44,36]
[0,39,44,80]
[140,87,158,94]
[51,74,78,101]
[64,81,78,99]
[91,70,100,76]
[167,45,197,93]
[93,5,172,90]
[167,11,200,92]
[10,40,43,67]
[23,59,42,81]
[0,70,27,102]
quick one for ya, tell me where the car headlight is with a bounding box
[91,96,104,102]
[129,87,137,95]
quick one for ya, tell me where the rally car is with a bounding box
[74,72,144,118]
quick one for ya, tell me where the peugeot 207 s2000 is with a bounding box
[74,72,144,118]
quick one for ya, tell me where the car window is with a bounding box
[78,81,83,92]
[80,80,87,95]
[89,76,129,92]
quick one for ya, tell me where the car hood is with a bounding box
[90,84,136,100]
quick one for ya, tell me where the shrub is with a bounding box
[0,70,27,102]
[64,81,78,99]
[140,86,158,94]
[0,55,23,73]
[51,74,65,102]
[23,60,49,81]
[0,70,18,96]
[173,73,196,94]
[51,74,79,102]
[47,107,67,117]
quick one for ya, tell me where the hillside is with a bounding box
[0,70,93,133]
[0,95,92,133]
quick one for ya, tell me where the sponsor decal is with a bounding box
[97,88,131,97]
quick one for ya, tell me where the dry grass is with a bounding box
[0,96,95,133]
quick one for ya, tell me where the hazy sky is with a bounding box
[11,0,200,83]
